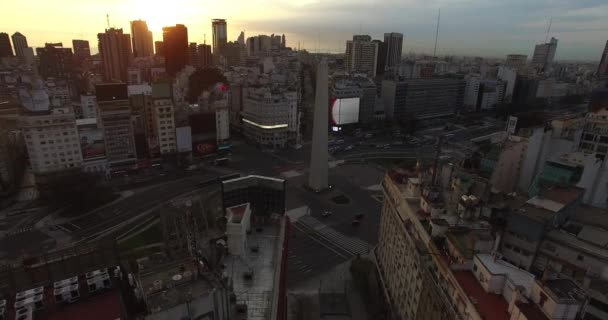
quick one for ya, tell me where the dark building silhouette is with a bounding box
[188,42,199,67]
[11,32,28,58]
[598,40,608,77]
[0,33,13,58]
[98,28,132,82]
[373,39,386,76]
[131,20,154,58]
[72,39,90,67]
[162,24,188,76]
[211,19,227,56]
[224,42,242,67]
[36,43,73,79]
[198,44,212,68]
[154,41,164,57]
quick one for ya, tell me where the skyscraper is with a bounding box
[531,37,558,72]
[373,40,386,76]
[154,41,164,57]
[212,19,227,56]
[597,40,608,77]
[237,31,245,45]
[188,42,199,67]
[506,54,527,69]
[345,35,379,77]
[72,39,90,66]
[98,28,132,82]
[162,24,188,76]
[281,34,286,48]
[384,32,403,69]
[197,44,212,67]
[308,60,329,191]
[11,32,28,58]
[131,20,154,58]
[36,43,73,79]
[0,33,13,57]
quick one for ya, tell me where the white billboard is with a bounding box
[176,126,193,153]
[331,97,360,125]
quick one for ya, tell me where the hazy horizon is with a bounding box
[1,0,607,61]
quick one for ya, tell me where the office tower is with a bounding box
[308,60,329,191]
[598,40,608,77]
[237,31,245,45]
[151,83,176,154]
[223,42,242,67]
[95,83,137,170]
[162,24,189,76]
[0,33,13,57]
[154,41,164,57]
[384,32,403,69]
[98,28,132,82]
[188,42,199,67]
[72,39,90,67]
[198,44,212,67]
[11,32,28,58]
[212,19,227,56]
[281,34,286,48]
[131,20,154,58]
[381,78,465,120]
[246,35,272,56]
[505,54,527,69]
[36,43,73,79]
[531,37,558,72]
[373,40,386,75]
[345,35,379,77]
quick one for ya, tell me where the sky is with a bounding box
[1,0,607,61]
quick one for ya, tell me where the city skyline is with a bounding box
[1,0,607,60]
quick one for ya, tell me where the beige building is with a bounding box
[20,107,83,174]
[151,83,176,155]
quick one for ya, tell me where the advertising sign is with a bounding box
[331,97,360,125]
[79,128,105,159]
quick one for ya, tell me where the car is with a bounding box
[322,210,332,217]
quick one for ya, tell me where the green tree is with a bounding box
[186,67,228,103]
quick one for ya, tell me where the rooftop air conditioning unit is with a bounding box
[54,284,80,304]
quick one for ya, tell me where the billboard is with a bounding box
[176,126,193,153]
[193,140,217,156]
[79,128,105,159]
[331,97,360,125]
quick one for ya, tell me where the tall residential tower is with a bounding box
[345,35,379,77]
[131,20,154,58]
[0,33,13,58]
[11,32,28,58]
[384,32,403,70]
[162,24,189,76]
[97,28,132,82]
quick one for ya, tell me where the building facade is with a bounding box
[162,24,188,76]
[154,41,164,57]
[598,40,608,77]
[242,88,298,148]
[151,83,176,155]
[212,19,227,56]
[130,20,154,58]
[0,32,13,58]
[384,32,403,70]
[532,37,558,72]
[345,35,379,77]
[98,28,132,82]
[36,43,73,80]
[11,32,28,58]
[72,39,91,67]
[505,54,527,69]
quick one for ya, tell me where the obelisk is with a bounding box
[308,59,329,191]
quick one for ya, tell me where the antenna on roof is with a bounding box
[433,8,440,58]
[545,17,552,43]
[106,14,110,29]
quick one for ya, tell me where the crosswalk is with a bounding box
[296,215,372,256]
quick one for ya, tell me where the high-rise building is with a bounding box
[36,43,73,80]
[72,39,91,65]
[373,40,386,76]
[383,32,403,69]
[162,24,188,76]
[0,33,13,58]
[237,31,245,45]
[212,19,227,56]
[151,83,176,155]
[308,60,329,191]
[131,20,154,58]
[381,78,465,120]
[281,34,286,48]
[188,42,199,67]
[98,28,132,82]
[197,44,212,68]
[597,40,608,77]
[95,83,137,171]
[246,35,272,56]
[531,37,558,72]
[223,42,243,67]
[11,32,28,58]
[154,41,164,57]
[345,35,379,77]
[505,54,527,69]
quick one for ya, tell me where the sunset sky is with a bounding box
[1,0,607,60]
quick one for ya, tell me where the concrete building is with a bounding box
[345,35,378,77]
[0,32,13,58]
[532,37,558,72]
[197,44,212,67]
[20,107,83,174]
[0,101,25,196]
[579,106,608,160]
[384,32,403,70]
[597,40,608,77]
[36,43,73,80]
[212,19,227,56]
[381,78,465,121]
[72,39,91,67]
[373,39,386,76]
[154,40,164,57]
[331,75,376,124]
[95,83,136,171]
[162,24,189,76]
[223,41,244,67]
[241,87,298,148]
[151,83,176,155]
[498,66,517,102]
[308,60,329,191]
[130,20,154,58]
[97,28,132,82]
[506,54,527,69]
[188,42,199,67]
[11,32,28,59]
[465,75,506,111]
[246,35,272,57]
[79,94,97,119]
[76,118,109,174]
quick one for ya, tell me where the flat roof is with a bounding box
[542,279,585,302]
[515,302,549,320]
[526,197,564,213]
[572,205,608,229]
[476,254,536,295]
[452,270,509,320]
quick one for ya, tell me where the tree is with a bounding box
[186,67,228,103]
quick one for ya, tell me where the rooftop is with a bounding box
[476,254,536,295]
[227,203,249,224]
[452,270,509,320]
[542,279,585,303]
[515,302,549,320]
[538,186,583,206]
[445,230,493,259]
